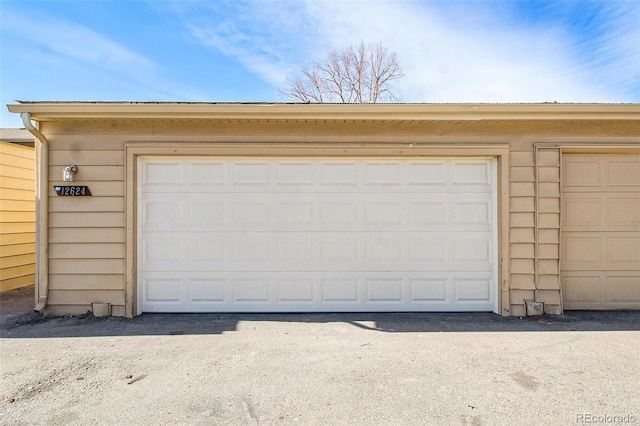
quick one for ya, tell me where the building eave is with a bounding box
[7,102,640,122]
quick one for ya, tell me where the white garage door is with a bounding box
[138,157,497,313]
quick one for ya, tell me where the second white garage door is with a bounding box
[138,157,497,313]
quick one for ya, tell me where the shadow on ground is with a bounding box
[2,286,639,338]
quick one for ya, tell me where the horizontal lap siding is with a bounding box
[46,130,126,313]
[509,146,562,315]
[1,142,35,291]
[535,148,562,314]
[509,150,536,316]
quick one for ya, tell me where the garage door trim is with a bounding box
[124,144,510,317]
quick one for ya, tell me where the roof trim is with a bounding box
[0,128,33,142]
[7,102,640,121]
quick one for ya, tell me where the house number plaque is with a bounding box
[54,186,92,196]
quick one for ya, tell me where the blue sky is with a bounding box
[1,0,638,127]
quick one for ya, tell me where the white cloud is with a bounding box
[178,1,318,88]
[2,9,206,100]
[3,11,155,72]
[563,2,640,100]
[177,0,639,102]
[187,22,291,88]
[300,1,635,102]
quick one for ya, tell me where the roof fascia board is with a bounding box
[7,103,640,122]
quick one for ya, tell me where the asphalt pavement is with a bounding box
[1,285,639,425]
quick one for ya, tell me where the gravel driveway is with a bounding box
[1,286,639,425]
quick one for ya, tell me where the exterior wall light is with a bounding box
[63,164,78,182]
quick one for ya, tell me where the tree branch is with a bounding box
[282,42,404,103]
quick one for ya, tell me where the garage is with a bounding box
[138,156,498,313]
[8,102,638,317]
[561,153,640,310]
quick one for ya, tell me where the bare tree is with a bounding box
[282,42,404,103]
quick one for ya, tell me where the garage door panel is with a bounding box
[455,279,493,302]
[410,201,446,225]
[191,201,226,225]
[140,273,497,312]
[321,279,358,303]
[233,238,271,262]
[143,239,182,264]
[321,237,359,262]
[141,158,495,194]
[277,201,314,225]
[190,279,226,302]
[607,159,640,188]
[276,162,314,185]
[367,238,403,262]
[141,193,493,233]
[562,197,600,227]
[366,279,403,303]
[234,201,270,225]
[561,236,602,268]
[143,200,183,227]
[140,231,495,272]
[188,161,226,186]
[190,239,226,262]
[364,163,404,185]
[278,239,315,262]
[562,193,640,232]
[453,238,493,264]
[319,163,357,185]
[452,161,493,186]
[562,275,601,307]
[409,238,446,262]
[563,153,640,192]
[145,278,182,302]
[141,161,182,186]
[233,280,271,303]
[562,272,640,309]
[410,279,448,302]
[608,236,640,265]
[139,157,497,313]
[563,159,600,188]
[608,198,640,227]
[364,200,403,224]
[606,276,640,303]
[140,271,495,312]
[453,200,491,225]
[277,280,315,303]
[562,232,640,271]
[231,162,269,185]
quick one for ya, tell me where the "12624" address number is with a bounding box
[54,186,92,196]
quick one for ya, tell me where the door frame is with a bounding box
[124,143,510,317]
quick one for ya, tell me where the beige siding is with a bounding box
[509,149,536,316]
[0,141,36,291]
[45,137,126,314]
[535,147,562,314]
